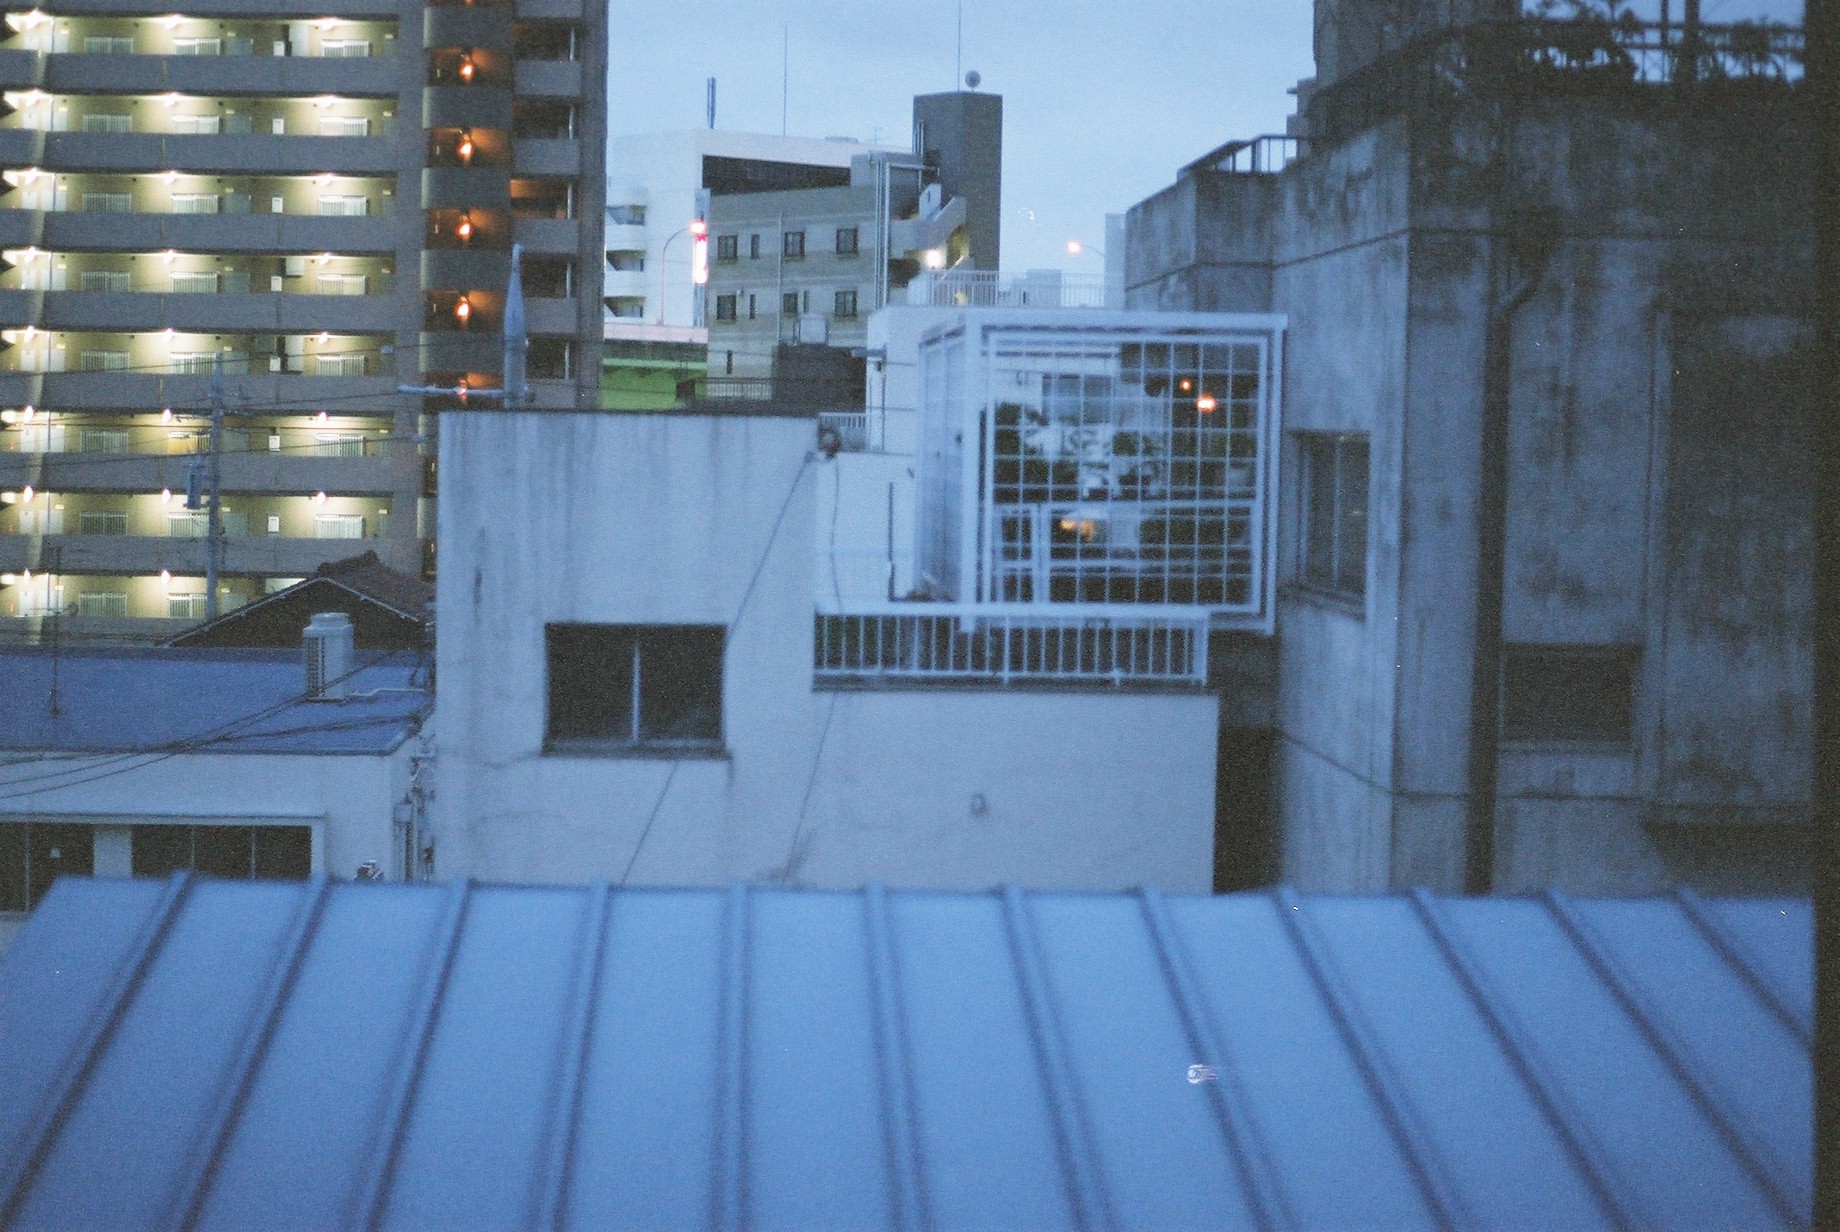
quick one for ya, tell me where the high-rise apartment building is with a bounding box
[0,0,604,638]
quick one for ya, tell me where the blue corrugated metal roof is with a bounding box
[0,878,1810,1232]
[0,647,430,756]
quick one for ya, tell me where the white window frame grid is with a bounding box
[81,191,132,212]
[315,273,367,295]
[79,350,130,372]
[81,113,132,134]
[170,193,219,214]
[81,35,135,53]
[167,592,207,619]
[171,36,222,55]
[169,113,221,135]
[315,353,370,377]
[79,270,131,292]
[913,314,1283,632]
[317,115,370,137]
[170,272,218,293]
[318,39,372,57]
[314,513,364,539]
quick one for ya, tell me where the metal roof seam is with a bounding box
[0,870,196,1230]
[998,884,1118,1232]
[1268,887,1470,1232]
[159,875,335,1232]
[1541,891,1808,1229]
[344,877,472,1232]
[1671,887,1811,1047]
[1406,889,1647,1232]
[711,882,751,1232]
[863,883,932,1232]
[527,881,614,1232]
[1136,886,1297,1232]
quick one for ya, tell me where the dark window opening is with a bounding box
[835,226,859,256]
[834,289,858,319]
[715,234,739,263]
[783,230,806,259]
[782,291,800,317]
[714,293,738,321]
[749,234,761,259]
[0,823,94,912]
[1300,432,1369,600]
[546,623,725,752]
[1501,646,1638,744]
[131,824,312,880]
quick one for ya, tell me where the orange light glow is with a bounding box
[458,57,476,82]
[456,218,473,240]
[454,298,472,323]
[1196,394,1218,413]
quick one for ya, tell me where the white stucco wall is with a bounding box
[434,410,1217,893]
[0,749,413,879]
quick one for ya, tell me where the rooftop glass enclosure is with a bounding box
[915,312,1284,630]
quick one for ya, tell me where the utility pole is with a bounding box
[398,242,528,407]
[186,354,227,621]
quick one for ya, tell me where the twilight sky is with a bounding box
[605,1,1317,276]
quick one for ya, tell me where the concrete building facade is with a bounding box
[1126,16,1813,895]
[0,0,605,639]
[432,408,1218,893]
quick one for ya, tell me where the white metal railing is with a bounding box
[905,270,1110,310]
[814,605,1209,686]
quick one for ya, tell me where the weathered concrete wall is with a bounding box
[1130,85,1813,894]
[1124,173,1276,313]
[1269,119,1416,891]
[433,411,1218,893]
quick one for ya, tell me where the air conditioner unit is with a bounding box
[303,611,354,700]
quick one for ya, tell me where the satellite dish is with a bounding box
[965,70,981,90]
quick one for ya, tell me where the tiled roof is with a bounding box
[0,878,1809,1231]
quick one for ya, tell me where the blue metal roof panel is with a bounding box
[0,878,1811,1232]
[0,647,430,756]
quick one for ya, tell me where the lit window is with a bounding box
[1501,645,1638,744]
[546,623,724,752]
[782,230,805,259]
[1299,432,1368,600]
[835,226,859,256]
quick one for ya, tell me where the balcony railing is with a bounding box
[1308,18,1804,145]
[903,270,1110,310]
[814,606,1209,686]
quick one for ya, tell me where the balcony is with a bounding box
[0,210,43,249]
[425,6,514,48]
[0,129,45,165]
[523,296,577,336]
[513,138,579,178]
[513,60,581,98]
[903,270,1109,309]
[813,606,1210,687]
[512,216,576,254]
[0,450,396,496]
[40,211,397,254]
[0,532,391,576]
[42,53,397,96]
[38,132,396,176]
[0,48,44,89]
[515,0,586,20]
[45,0,401,15]
[422,166,512,211]
[33,291,398,333]
[6,371,399,413]
[423,86,513,130]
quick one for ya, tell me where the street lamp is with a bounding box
[1066,238,1104,258]
[655,219,708,326]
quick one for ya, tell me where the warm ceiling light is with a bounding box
[1196,394,1218,413]
[316,331,330,344]
[456,218,474,241]
[317,172,334,186]
[162,92,182,108]
[458,54,476,82]
[1178,378,1193,393]
[160,568,172,584]
[315,252,332,266]
[456,135,474,161]
[21,405,34,421]
[313,490,328,504]
[315,411,328,423]
[453,298,471,323]
[313,95,336,110]
[161,408,173,422]
[160,488,172,504]
[162,249,177,264]
[161,14,183,29]
[164,169,179,184]
[316,17,338,29]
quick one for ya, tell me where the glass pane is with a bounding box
[194,825,254,879]
[29,824,93,908]
[1302,437,1336,588]
[1335,438,1369,595]
[638,626,723,742]
[546,624,634,743]
[253,826,312,880]
[0,825,26,912]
